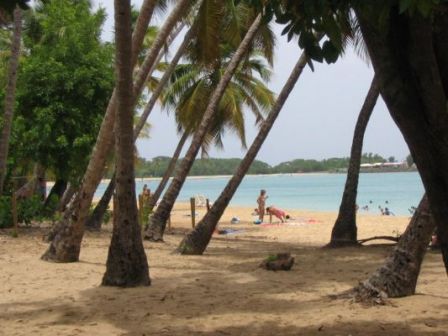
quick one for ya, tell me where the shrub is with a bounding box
[0,195,44,228]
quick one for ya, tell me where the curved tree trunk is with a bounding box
[352,195,435,302]
[356,5,448,274]
[133,22,196,137]
[86,23,194,229]
[146,131,189,213]
[177,51,308,255]
[41,0,190,262]
[328,76,380,247]
[0,7,21,194]
[144,14,263,242]
[86,175,115,231]
[102,0,149,287]
[58,183,76,212]
[44,179,67,214]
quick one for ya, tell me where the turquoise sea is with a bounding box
[96,172,424,216]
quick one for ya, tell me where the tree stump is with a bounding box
[260,253,294,271]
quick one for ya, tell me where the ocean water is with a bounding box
[96,172,424,216]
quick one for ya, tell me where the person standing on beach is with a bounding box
[257,189,268,222]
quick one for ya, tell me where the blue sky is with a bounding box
[92,0,410,165]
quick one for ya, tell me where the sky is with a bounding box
[91,0,410,166]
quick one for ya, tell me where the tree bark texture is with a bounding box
[44,179,67,214]
[352,196,435,301]
[328,76,380,247]
[102,0,150,287]
[85,175,115,231]
[356,4,448,274]
[146,131,189,214]
[144,14,263,242]
[86,22,194,229]
[58,183,76,212]
[134,22,196,138]
[41,0,187,262]
[177,52,308,255]
[0,7,21,194]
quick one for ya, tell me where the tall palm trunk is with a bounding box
[58,183,76,212]
[352,195,435,301]
[146,131,189,213]
[85,174,115,231]
[144,14,263,242]
[134,22,196,137]
[86,23,195,229]
[0,7,22,194]
[177,51,308,255]
[328,76,380,247]
[44,178,67,214]
[102,0,149,287]
[42,0,191,262]
[355,6,448,275]
[143,21,186,86]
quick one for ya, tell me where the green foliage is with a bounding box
[10,0,114,184]
[103,209,112,225]
[245,0,446,66]
[133,153,392,177]
[0,195,44,228]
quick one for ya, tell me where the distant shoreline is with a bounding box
[48,170,417,187]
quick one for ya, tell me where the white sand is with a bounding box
[1,203,447,335]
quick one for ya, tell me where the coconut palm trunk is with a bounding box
[0,7,22,194]
[41,0,192,262]
[134,22,196,137]
[58,183,76,212]
[102,0,149,287]
[177,51,308,255]
[85,174,115,230]
[86,23,195,229]
[328,76,380,247]
[44,178,67,213]
[147,131,189,213]
[352,195,435,301]
[144,14,263,242]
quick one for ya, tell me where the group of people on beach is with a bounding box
[255,189,290,224]
[357,200,395,216]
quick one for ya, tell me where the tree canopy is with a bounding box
[9,0,114,184]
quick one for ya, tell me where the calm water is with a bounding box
[96,172,424,216]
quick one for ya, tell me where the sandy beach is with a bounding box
[1,203,447,336]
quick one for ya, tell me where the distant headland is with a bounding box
[126,153,417,178]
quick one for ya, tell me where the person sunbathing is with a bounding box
[266,206,290,223]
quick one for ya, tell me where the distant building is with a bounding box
[360,162,407,170]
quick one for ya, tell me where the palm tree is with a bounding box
[0,6,22,194]
[144,47,274,215]
[102,0,150,287]
[177,51,309,254]
[351,195,435,301]
[144,13,264,242]
[42,0,193,262]
[328,75,379,247]
[86,18,197,230]
[145,131,189,213]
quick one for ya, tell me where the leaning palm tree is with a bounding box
[102,0,149,287]
[177,50,309,254]
[42,0,193,262]
[350,195,435,302]
[144,13,264,242]
[0,6,22,194]
[145,51,274,213]
[328,75,379,247]
[85,14,199,230]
